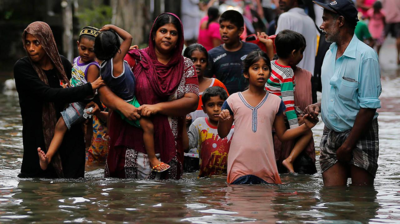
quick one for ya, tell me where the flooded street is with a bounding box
[0,38,399,223]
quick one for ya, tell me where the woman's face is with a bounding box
[25,33,47,63]
[154,23,179,55]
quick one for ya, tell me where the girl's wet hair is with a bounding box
[151,13,182,46]
[94,29,121,61]
[183,43,209,64]
[243,50,271,75]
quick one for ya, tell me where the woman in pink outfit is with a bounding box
[198,7,221,51]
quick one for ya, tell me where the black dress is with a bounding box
[14,56,93,178]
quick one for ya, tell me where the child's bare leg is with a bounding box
[140,117,170,172]
[282,130,313,173]
[38,117,68,170]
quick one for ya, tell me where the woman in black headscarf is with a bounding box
[14,21,97,178]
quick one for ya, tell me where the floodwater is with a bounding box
[0,39,399,223]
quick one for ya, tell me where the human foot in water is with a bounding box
[282,158,295,173]
[150,158,170,173]
[37,147,50,170]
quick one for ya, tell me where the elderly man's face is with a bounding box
[320,9,340,43]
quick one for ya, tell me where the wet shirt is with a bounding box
[321,35,381,132]
[208,42,260,94]
[100,58,135,101]
[70,56,99,87]
[188,117,234,177]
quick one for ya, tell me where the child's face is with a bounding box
[202,96,225,123]
[190,50,207,77]
[290,47,304,67]
[77,37,96,64]
[244,58,270,88]
[219,21,243,45]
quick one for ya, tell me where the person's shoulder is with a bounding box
[228,92,240,100]
[294,67,312,78]
[268,92,283,102]
[242,42,260,51]
[278,11,294,21]
[208,45,224,56]
[60,55,70,63]
[355,38,379,60]
[213,78,225,86]
[183,56,195,68]
[14,57,30,68]
[192,116,206,127]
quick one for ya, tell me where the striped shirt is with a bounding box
[265,60,298,129]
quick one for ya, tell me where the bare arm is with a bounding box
[98,85,140,121]
[139,93,198,117]
[336,108,376,162]
[218,109,234,138]
[257,32,275,60]
[274,114,314,141]
[100,24,132,77]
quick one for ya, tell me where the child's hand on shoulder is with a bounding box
[219,109,231,121]
[303,114,318,129]
[91,76,105,90]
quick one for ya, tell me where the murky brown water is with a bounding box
[1,39,399,223]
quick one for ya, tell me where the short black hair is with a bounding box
[275,30,306,59]
[243,50,271,76]
[219,10,244,28]
[202,86,228,105]
[94,30,120,61]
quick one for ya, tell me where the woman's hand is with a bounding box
[90,76,105,90]
[120,104,141,121]
[219,109,231,121]
[85,101,100,115]
[138,104,161,117]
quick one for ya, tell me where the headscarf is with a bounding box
[22,21,68,177]
[114,13,185,164]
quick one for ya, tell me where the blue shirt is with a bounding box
[100,58,135,102]
[321,35,381,132]
[208,42,260,94]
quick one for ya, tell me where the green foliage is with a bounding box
[76,5,112,28]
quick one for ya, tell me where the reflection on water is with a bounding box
[1,70,400,223]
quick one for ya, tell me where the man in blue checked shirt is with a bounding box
[306,0,381,187]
